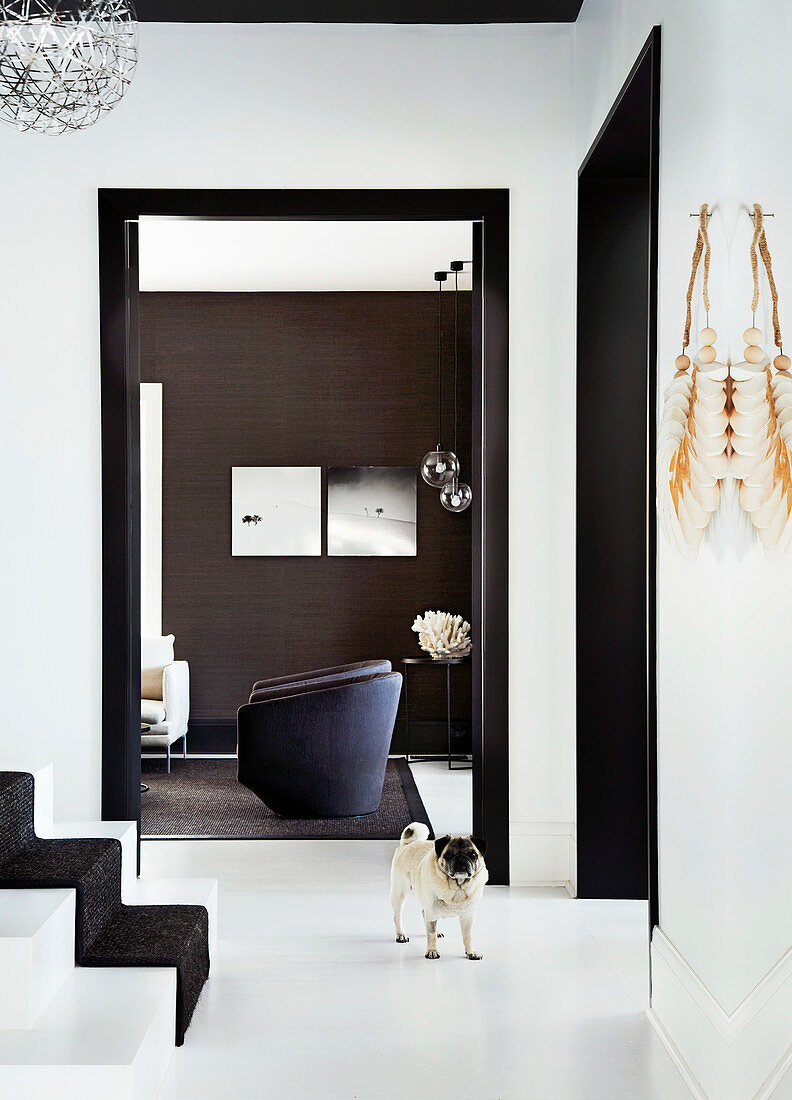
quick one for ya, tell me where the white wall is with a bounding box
[138,218,474,291]
[0,23,577,873]
[576,1,792,1095]
[140,383,162,638]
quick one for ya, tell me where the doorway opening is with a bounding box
[99,189,510,883]
[137,218,474,841]
[576,27,660,921]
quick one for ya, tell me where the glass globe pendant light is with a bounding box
[420,270,459,487]
[421,448,457,487]
[440,262,472,513]
[440,477,473,513]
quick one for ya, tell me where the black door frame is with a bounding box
[576,27,660,925]
[98,188,510,884]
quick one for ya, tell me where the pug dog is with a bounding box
[390,822,488,960]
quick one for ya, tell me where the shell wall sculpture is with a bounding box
[658,204,792,562]
[731,348,792,561]
[730,207,792,561]
[656,204,729,560]
[412,611,472,659]
[657,357,729,561]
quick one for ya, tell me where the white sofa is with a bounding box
[141,634,190,772]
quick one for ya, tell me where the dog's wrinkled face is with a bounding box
[434,835,487,883]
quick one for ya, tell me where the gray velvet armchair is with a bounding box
[250,659,392,698]
[237,667,401,818]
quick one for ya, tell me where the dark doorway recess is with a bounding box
[99,188,509,884]
[576,28,660,921]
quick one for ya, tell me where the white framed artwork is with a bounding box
[231,466,321,556]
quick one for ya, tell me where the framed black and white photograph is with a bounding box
[327,466,417,556]
[231,466,321,556]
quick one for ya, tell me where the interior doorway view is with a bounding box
[99,190,511,883]
[136,218,476,843]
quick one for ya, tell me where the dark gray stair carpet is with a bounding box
[0,771,209,1045]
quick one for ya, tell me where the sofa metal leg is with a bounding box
[183,733,187,759]
[167,745,171,774]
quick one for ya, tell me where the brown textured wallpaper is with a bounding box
[139,291,472,750]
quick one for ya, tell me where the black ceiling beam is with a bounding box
[134,0,584,23]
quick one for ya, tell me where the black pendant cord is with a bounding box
[437,276,443,447]
[435,270,447,449]
[450,259,471,483]
[453,268,459,463]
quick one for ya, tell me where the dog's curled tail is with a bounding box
[399,822,430,846]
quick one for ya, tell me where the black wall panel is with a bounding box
[576,32,659,903]
[140,290,473,752]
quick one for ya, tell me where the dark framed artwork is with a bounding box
[327,466,416,556]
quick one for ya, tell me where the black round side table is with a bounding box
[401,657,472,770]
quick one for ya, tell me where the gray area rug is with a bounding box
[141,757,433,840]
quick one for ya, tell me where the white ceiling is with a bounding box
[138,218,474,292]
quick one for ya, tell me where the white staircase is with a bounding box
[0,762,217,1099]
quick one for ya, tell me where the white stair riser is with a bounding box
[0,1064,133,1099]
[0,969,176,1100]
[130,974,179,1100]
[0,890,74,1028]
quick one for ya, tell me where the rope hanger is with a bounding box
[682,203,711,351]
[750,203,782,352]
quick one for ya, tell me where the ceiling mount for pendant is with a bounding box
[420,269,459,488]
[440,260,472,513]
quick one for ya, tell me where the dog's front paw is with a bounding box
[395,934,409,943]
[466,951,483,960]
[425,950,440,960]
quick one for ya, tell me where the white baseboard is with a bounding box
[509,822,573,887]
[568,824,577,897]
[650,928,792,1100]
[646,1007,708,1099]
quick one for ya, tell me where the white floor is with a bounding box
[141,761,691,1099]
[408,756,473,835]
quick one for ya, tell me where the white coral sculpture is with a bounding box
[657,204,729,560]
[412,611,472,659]
[730,205,792,561]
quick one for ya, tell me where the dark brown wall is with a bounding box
[140,291,472,749]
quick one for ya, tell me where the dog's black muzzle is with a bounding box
[447,856,476,880]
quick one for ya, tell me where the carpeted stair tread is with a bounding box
[84,904,210,1041]
[0,837,121,954]
[0,772,36,860]
[0,771,209,1046]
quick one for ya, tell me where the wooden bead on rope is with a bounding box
[744,345,764,365]
[698,345,717,364]
[699,327,717,344]
[743,327,763,345]
[774,354,791,371]
[675,354,691,371]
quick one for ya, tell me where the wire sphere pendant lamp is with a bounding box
[420,270,459,488]
[440,262,472,513]
[0,0,138,135]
